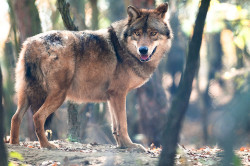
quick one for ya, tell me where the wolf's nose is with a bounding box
[139,46,148,55]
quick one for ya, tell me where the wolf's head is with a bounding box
[123,3,172,62]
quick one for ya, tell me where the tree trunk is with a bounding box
[10,0,42,141]
[67,103,80,141]
[0,66,8,166]
[57,0,78,31]
[108,0,126,22]
[69,0,87,30]
[3,41,16,135]
[165,0,185,96]
[198,32,222,145]
[236,46,244,68]
[136,70,167,146]
[199,85,210,145]
[7,0,19,57]
[57,0,82,142]
[159,0,210,165]
[89,0,99,30]
[131,0,155,8]
[217,88,250,165]
[13,0,41,43]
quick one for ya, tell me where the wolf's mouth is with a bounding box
[140,47,157,62]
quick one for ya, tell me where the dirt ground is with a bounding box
[7,140,250,165]
[7,140,159,166]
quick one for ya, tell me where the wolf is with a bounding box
[10,3,172,151]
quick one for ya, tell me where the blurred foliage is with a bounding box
[232,154,242,166]
[8,151,27,166]
[67,134,78,142]
[9,151,24,161]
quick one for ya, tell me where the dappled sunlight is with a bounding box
[0,0,10,47]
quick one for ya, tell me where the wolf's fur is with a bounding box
[10,3,172,150]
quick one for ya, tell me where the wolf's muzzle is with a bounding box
[140,46,157,62]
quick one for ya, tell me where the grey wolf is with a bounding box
[10,3,172,151]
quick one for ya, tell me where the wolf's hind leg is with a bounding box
[33,90,66,149]
[10,93,29,144]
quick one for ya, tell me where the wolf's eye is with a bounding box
[150,32,158,36]
[134,31,141,36]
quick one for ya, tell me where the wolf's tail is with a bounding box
[15,43,29,101]
[15,41,47,113]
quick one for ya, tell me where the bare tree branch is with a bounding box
[57,0,78,31]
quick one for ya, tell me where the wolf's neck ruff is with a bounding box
[108,26,123,63]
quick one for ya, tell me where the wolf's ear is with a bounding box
[127,6,140,23]
[155,3,168,18]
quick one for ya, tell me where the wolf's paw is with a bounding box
[9,140,19,145]
[41,142,58,150]
[128,143,147,152]
[119,143,147,153]
[9,137,19,145]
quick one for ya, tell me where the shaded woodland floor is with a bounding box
[7,140,250,165]
[7,140,159,165]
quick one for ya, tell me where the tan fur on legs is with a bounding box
[109,94,146,151]
[10,93,29,144]
[109,94,132,147]
[33,90,66,149]
[108,102,118,143]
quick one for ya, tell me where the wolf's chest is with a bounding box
[127,69,150,90]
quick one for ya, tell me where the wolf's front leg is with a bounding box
[108,94,146,152]
[107,102,119,143]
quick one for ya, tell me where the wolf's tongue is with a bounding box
[140,54,149,60]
